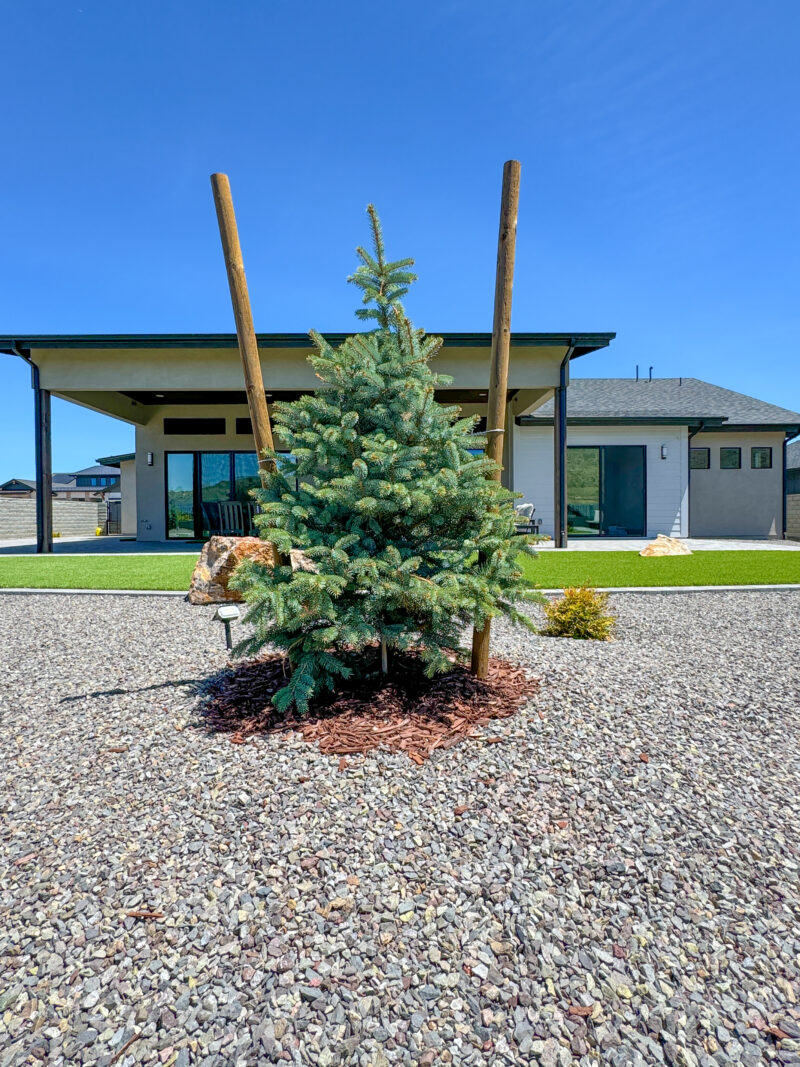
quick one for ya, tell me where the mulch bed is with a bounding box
[200,652,539,760]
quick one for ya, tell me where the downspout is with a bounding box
[553,343,575,548]
[686,420,705,540]
[10,342,53,553]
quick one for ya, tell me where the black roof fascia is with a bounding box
[0,331,615,353]
[95,453,135,467]
[518,415,728,427]
[694,422,800,434]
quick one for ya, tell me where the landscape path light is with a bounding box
[213,604,240,651]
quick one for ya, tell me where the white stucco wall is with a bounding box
[689,431,785,538]
[134,401,493,541]
[119,458,136,535]
[134,404,260,540]
[512,423,689,539]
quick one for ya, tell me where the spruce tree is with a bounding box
[233,206,539,712]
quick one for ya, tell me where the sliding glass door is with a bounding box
[165,451,262,539]
[567,446,646,537]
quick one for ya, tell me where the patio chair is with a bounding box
[514,503,541,536]
[217,500,245,536]
[244,502,262,536]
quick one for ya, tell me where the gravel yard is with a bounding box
[1,590,799,1067]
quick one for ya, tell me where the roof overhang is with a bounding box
[96,452,135,467]
[1,331,616,424]
[0,331,616,353]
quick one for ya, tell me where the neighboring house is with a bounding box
[0,465,120,501]
[0,478,37,496]
[517,379,800,539]
[3,334,799,544]
[787,439,800,541]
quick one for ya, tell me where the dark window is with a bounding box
[236,417,253,435]
[720,447,741,469]
[690,448,710,470]
[751,446,772,469]
[164,418,226,435]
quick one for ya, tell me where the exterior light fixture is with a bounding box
[146,452,154,466]
[661,445,668,460]
[213,604,240,650]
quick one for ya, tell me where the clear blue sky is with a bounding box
[2,0,799,480]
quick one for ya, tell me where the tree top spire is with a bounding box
[347,204,418,329]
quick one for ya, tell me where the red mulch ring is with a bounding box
[200,652,538,761]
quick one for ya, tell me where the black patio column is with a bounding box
[553,384,568,547]
[33,369,53,554]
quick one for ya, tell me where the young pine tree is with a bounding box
[233,206,540,712]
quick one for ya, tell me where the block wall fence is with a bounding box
[0,499,106,540]
[787,494,800,541]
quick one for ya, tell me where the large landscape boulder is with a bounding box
[639,534,693,557]
[189,536,278,604]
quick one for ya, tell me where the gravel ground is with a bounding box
[1,590,799,1067]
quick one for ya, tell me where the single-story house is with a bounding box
[517,378,800,539]
[3,334,799,548]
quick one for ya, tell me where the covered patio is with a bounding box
[2,331,615,552]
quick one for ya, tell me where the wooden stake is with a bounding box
[470,160,521,678]
[210,172,275,487]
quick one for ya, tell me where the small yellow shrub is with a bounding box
[540,586,615,641]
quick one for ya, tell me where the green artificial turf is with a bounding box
[0,548,798,592]
[0,554,198,590]
[520,549,800,588]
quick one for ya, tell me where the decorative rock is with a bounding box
[639,534,693,557]
[188,536,278,604]
[3,589,800,1067]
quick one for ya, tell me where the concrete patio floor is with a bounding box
[536,536,800,551]
[0,536,200,555]
[1,534,798,556]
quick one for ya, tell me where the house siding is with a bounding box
[689,431,785,538]
[512,424,688,538]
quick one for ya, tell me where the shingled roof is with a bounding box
[787,439,800,470]
[523,378,800,428]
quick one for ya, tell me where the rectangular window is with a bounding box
[690,448,710,470]
[751,446,772,469]
[164,417,226,435]
[720,447,741,469]
[235,417,253,435]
